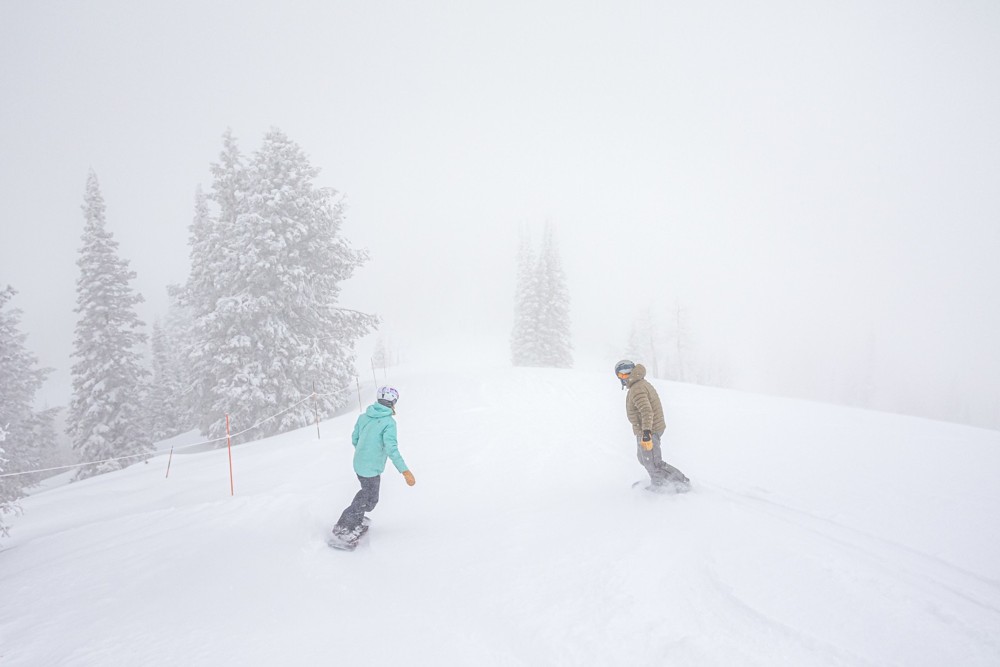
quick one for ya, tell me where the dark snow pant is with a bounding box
[337,474,381,531]
[636,431,687,485]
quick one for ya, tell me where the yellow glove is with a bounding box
[403,470,416,486]
[641,431,653,451]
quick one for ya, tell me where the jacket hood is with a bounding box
[365,402,394,418]
[628,364,648,386]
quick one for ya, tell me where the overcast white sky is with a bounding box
[1,0,999,428]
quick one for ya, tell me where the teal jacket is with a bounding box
[351,402,408,478]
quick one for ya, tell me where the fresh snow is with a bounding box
[1,364,999,666]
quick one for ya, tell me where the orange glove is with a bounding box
[402,470,416,486]
[641,430,653,451]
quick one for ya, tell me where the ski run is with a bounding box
[1,364,998,666]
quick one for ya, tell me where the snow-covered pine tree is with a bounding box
[146,319,190,442]
[147,320,171,442]
[190,128,377,440]
[68,171,152,480]
[532,223,573,368]
[510,228,540,366]
[28,406,63,481]
[184,137,246,436]
[0,286,49,535]
[0,423,7,537]
[161,287,196,429]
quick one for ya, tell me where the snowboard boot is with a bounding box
[651,475,690,493]
[328,522,368,551]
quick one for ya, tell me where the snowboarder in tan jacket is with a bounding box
[615,360,690,490]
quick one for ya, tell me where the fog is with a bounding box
[2,1,998,429]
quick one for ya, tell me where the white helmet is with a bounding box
[377,386,399,406]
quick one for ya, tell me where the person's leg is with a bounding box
[336,475,381,531]
[636,433,663,482]
[651,432,689,485]
[357,474,381,515]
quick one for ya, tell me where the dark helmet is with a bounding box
[615,359,635,389]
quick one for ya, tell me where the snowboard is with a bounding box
[632,479,691,494]
[632,466,691,494]
[327,517,370,551]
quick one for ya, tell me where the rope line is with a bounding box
[0,384,357,480]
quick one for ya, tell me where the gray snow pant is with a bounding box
[636,431,688,485]
[337,474,380,531]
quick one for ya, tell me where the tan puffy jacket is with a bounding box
[625,364,665,436]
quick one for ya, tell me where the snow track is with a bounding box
[1,365,998,666]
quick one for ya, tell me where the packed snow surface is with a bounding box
[2,365,999,666]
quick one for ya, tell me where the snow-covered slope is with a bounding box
[2,365,998,666]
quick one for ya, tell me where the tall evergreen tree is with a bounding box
[510,223,573,368]
[0,286,49,535]
[0,423,8,537]
[68,171,152,480]
[162,287,197,428]
[146,318,189,442]
[184,141,245,435]
[510,229,539,366]
[28,406,63,481]
[534,224,573,368]
[185,129,377,440]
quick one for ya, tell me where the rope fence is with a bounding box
[0,383,357,482]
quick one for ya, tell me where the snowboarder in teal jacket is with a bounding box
[332,386,415,542]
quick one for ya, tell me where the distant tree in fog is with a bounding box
[511,223,572,368]
[28,406,62,479]
[625,309,660,378]
[371,336,398,374]
[146,317,191,442]
[625,302,730,387]
[665,302,693,383]
[511,229,539,366]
